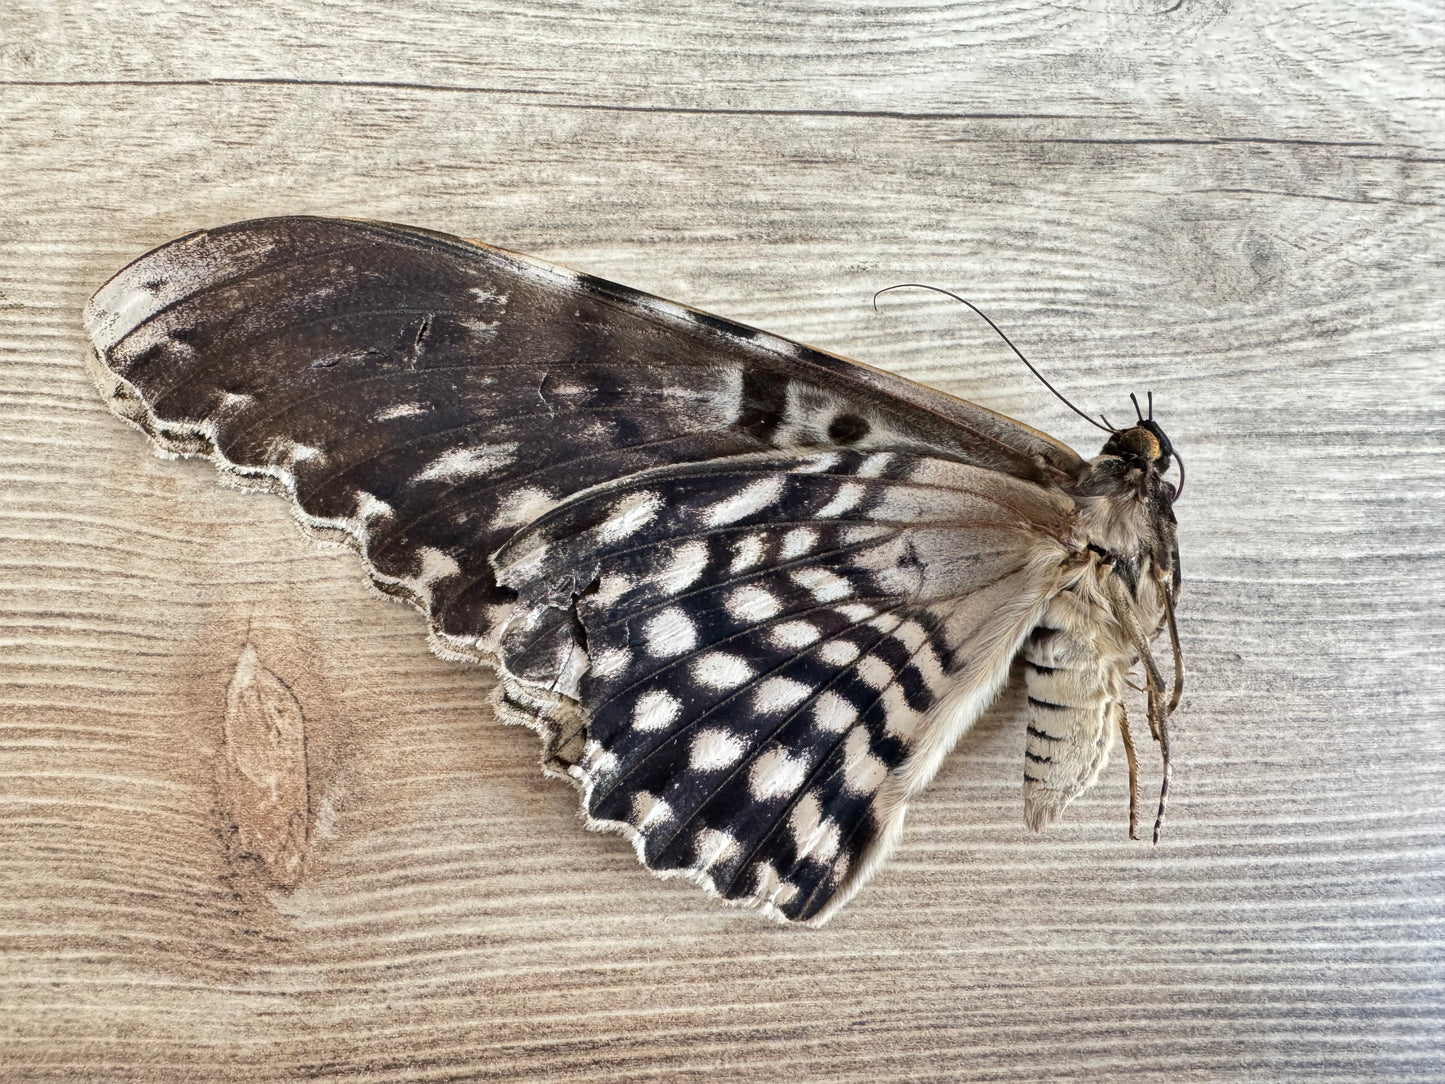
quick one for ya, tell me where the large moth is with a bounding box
[85,216,1183,925]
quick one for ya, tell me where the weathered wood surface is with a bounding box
[1,0,1441,1079]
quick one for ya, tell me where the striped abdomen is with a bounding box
[1020,593,1128,831]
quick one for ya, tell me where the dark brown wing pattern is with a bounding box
[87,216,1102,922]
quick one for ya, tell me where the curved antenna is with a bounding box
[873,283,1115,434]
[1171,446,1186,501]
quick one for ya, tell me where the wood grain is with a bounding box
[1,0,1441,1079]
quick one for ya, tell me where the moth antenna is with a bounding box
[1119,704,1140,841]
[1171,446,1186,501]
[873,283,1115,434]
[1147,390,1154,420]
[1131,392,1146,423]
[1099,413,1118,432]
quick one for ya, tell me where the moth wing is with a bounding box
[491,449,1075,922]
[85,216,1085,922]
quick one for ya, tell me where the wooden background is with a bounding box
[2,0,1441,1079]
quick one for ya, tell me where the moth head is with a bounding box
[1103,421,1172,472]
[1101,420,1184,505]
[1098,392,1182,500]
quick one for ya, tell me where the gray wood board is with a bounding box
[1,1,1441,1080]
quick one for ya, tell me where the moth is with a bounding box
[85,216,1183,925]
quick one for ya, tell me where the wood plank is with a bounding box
[0,0,1441,1079]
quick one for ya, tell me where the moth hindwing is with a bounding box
[86,216,1183,924]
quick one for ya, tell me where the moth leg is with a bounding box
[1148,681,1172,844]
[1162,583,1185,715]
[1104,574,1172,842]
[1117,701,1139,841]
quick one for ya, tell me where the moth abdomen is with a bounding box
[1019,601,1124,833]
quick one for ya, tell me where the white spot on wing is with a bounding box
[599,490,662,542]
[791,566,852,603]
[790,792,822,845]
[729,533,767,573]
[914,641,945,688]
[812,691,856,733]
[692,652,754,690]
[657,540,709,594]
[707,476,784,527]
[689,728,746,770]
[590,645,631,678]
[843,725,888,794]
[355,493,392,522]
[816,483,865,518]
[752,676,811,714]
[780,527,816,558]
[631,791,672,829]
[460,317,499,337]
[881,685,921,740]
[726,584,782,622]
[409,547,460,589]
[794,452,840,473]
[591,571,634,607]
[375,402,427,422]
[419,443,519,481]
[890,619,929,653]
[693,827,740,870]
[858,453,893,478]
[491,486,557,529]
[770,621,820,649]
[798,818,841,863]
[632,690,682,732]
[819,639,860,666]
[857,655,894,690]
[644,607,698,657]
[749,747,808,800]
[585,746,619,779]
